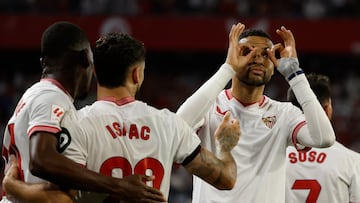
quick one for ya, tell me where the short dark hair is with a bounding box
[239,29,272,41]
[94,32,145,88]
[41,21,89,60]
[287,73,331,109]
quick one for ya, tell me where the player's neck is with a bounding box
[97,85,134,101]
[231,83,264,104]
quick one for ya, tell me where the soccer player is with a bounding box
[286,73,360,203]
[176,26,336,202]
[1,21,166,203]
[59,29,241,202]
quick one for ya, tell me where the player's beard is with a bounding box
[239,68,272,87]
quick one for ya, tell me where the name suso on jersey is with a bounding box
[288,150,327,164]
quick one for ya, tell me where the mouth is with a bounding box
[248,65,265,76]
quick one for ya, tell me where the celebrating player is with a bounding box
[59,31,240,202]
[1,21,166,203]
[286,73,360,203]
[176,25,336,202]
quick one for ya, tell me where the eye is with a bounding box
[262,50,268,58]
[242,47,251,56]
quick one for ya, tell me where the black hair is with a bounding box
[41,21,89,64]
[94,32,145,88]
[239,29,272,41]
[287,73,331,109]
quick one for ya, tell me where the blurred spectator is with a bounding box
[1,0,360,17]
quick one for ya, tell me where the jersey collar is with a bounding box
[99,96,135,106]
[225,89,266,107]
[40,78,73,101]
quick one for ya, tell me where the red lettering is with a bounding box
[317,153,326,163]
[308,151,316,162]
[106,123,150,140]
[15,100,26,116]
[299,152,306,162]
[113,122,122,136]
[288,152,298,164]
[288,151,327,164]
[141,126,150,140]
[106,125,117,138]
[129,124,139,139]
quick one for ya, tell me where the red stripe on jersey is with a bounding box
[100,96,135,106]
[225,89,233,100]
[7,123,25,181]
[291,121,311,152]
[226,89,266,107]
[41,78,72,98]
[28,125,61,137]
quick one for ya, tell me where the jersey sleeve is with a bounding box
[28,91,71,136]
[170,113,201,164]
[176,63,235,129]
[349,158,360,202]
[60,110,87,166]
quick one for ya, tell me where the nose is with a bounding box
[253,48,265,63]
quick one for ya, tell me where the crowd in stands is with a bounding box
[1,0,360,19]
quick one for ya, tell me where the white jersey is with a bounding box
[192,89,306,203]
[286,141,360,203]
[2,79,74,184]
[61,96,201,202]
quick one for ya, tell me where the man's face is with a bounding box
[237,36,274,86]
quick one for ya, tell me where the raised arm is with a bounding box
[177,22,256,128]
[268,26,335,148]
[183,112,240,189]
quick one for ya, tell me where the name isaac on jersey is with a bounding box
[58,122,150,153]
[288,150,327,164]
[105,122,150,140]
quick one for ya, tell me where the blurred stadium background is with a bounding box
[1,1,360,202]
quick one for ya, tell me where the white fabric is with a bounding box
[61,99,201,202]
[2,79,74,185]
[176,63,235,128]
[289,74,335,147]
[192,90,306,203]
[286,142,360,203]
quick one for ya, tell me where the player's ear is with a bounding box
[132,66,140,84]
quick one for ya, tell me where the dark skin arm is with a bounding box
[3,155,74,203]
[28,132,166,203]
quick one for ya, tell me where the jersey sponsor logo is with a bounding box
[57,127,72,153]
[262,116,276,129]
[215,106,228,116]
[51,105,65,121]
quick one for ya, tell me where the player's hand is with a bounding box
[2,155,20,201]
[2,155,20,189]
[114,174,167,203]
[225,22,256,72]
[214,112,240,152]
[268,26,298,67]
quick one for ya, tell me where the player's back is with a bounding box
[286,141,360,203]
[2,79,74,184]
[62,97,200,202]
